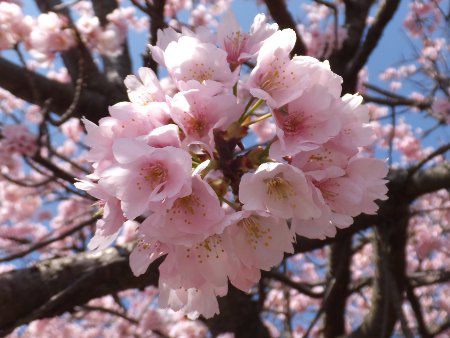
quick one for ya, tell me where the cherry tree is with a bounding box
[0,0,448,337]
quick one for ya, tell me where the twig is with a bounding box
[0,215,100,263]
[408,143,450,178]
[263,271,324,299]
[302,277,336,338]
[48,57,84,126]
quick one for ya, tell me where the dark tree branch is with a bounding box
[323,235,352,337]
[263,0,307,56]
[205,286,271,338]
[405,280,431,338]
[329,0,375,91]
[263,271,324,298]
[409,269,450,287]
[0,215,100,263]
[406,162,450,199]
[0,245,161,334]
[145,0,167,73]
[345,0,402,80]
[408,143,450,178]
[0,57,108,122]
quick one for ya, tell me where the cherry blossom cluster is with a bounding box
[76,11,388,319]
[0,0,147,62]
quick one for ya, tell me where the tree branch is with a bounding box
[263,0,307,56]
[0,57,108,122]
[0,245,161,333]
[345,0,401,80]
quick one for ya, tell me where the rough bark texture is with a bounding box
[0,246,160,335]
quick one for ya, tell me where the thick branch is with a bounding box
[0,246,160,334]
[345,0,401,79]
[329,0,374,91]
[263,0,307,55]
[0,57,108,122]
[406,162,450,199]
[323,235,353,337]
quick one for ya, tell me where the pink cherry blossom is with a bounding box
[245,29,313,108]
[345,157,389,214]
[139,175,226,246]
[328,94,375,156]
[239,162,321,220]
[124,67,165,105]
[170,84,242,151]
[101,139,192,219]
[164,35,238,88]
[218,11,278,68]
[270,85,341,159]
[28,12,75,61]
[223,210,293,270]
[0,124,36,156]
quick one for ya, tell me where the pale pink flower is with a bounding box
[270,85,341,159]
[28,12,75,61]
[345,157,389,214]
[129,239,169,277]
[223,210,293,270]
[74,180,126,250]
[140,175,226,246]
[82,102,169,170]
[329,94,374,156]
[159,236,231,290]
[61,118,83,142]
[170,84,242,151]
[144,124,182,149]
[101,139,192,219]
[189,4,214,27]
[159,280,224,319]
[217,11,277,67]
[124,67,165,105]
[239,162,321,220]
[0,2,32,50]
[168,320,208,338]
[164,35,238,88]
[245,29,313,108]
[291,142,350,180]
[148,27,181,67]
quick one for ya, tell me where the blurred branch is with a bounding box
[0,57,108,123]
[313,0,339,51]
[263,0,307,55]
[407,143,450,178]
[0,245,162,333]
[146,0,167,73]
[0,215,100,263]
[263,271,324,298]
[346,0,401,79]
[405,281,431,338]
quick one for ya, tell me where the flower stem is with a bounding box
[242,113,272,127]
